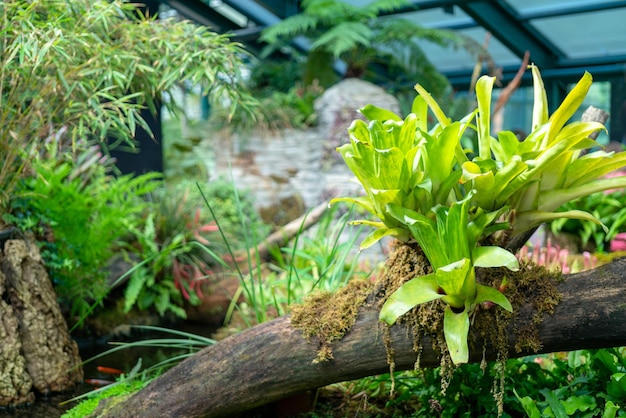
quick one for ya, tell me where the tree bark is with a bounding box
[97,256,626,418]
[0,239,83,406]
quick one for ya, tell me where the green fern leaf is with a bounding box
[363,0,411,17]
[311,21,373,57]
[260,14,320,43]
[124,266,148,313]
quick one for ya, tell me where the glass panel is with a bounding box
[529,10,626,59]
[415,27,521,72]
[394,8,474,28]
[507,0,621,14]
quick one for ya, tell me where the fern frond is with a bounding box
[260,14,320,44]
[374,19,458,48]
[301,0,362,24]
[311,21,373,57]
[363,0,411,17]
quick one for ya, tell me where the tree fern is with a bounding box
[260,0,489,97]
[311,21,373,57]
[260,14,320,44]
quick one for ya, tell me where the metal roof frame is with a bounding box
[160,0,626,89]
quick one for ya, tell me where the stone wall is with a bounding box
[209,78,401,223]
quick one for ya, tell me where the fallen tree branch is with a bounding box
[228,201,330,273]
[97,257,626,418]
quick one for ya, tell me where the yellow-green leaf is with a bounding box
[472,246,519,271]
[444,306,470,365]
[530,64,549,130]
[414,83,450,128]
[475,75,495,160]
[475,284,513,312]
[360,103,402,122]
[547,71,593,146]
[379,273,441,324]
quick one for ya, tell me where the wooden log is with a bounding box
[97,257,626,418]
[232,200,330,272]
[0,239,83,406]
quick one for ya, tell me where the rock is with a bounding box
[211,79,401,212]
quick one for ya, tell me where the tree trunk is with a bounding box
[0,239,83,406]
[96,256,626,418]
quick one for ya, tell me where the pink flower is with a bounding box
[603,170,626,195]
[610,232,626,252]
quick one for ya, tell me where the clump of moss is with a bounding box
[495,261,562,352]
[290,279,374,363]
[372,242,455,393]
[372,241,431,301]
[472,261,563,415]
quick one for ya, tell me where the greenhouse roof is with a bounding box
[161,0,626,87]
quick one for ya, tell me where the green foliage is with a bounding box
[270,205,369,303]
[62,325,215,418]
[0,0,252,209]
[209,81,324,135]
[333,66,626,364]
[248,59,304,95]
[380,194,517,364]
[162,118,211,182]
[121,180,268,319]
[5,139,159,319]
[306,348,625,417]
[122,179,265,318]
[550,184,626,252]
[260,0,485,97]
[199,178,270,249]
[218,203,370,328]
[514,349,626,418]
[61,374,147,418]
[123,213,195,319]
